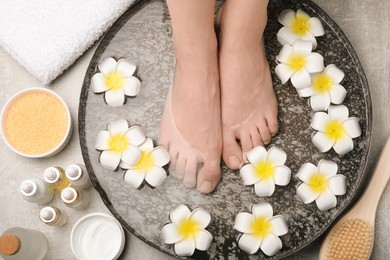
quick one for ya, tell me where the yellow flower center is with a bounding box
[254,160,275,180]
[291,14,311,35]
[105,72,124,91]
[135,151,155,171]
[177,218,199,240]
[313,74,333,93]
[108,134,128,153]
[325,120,345,140]
[288,54,307,71]
[308,173,329,193]
[251,217,271,239]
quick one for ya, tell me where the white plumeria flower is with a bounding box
[310,105,361,155]
[240,146,291,197]
[95,119,146,170]
[121,138,170,188]
[298,64,347,111]
[276,40,324,89]
[234,203,288,256]
[162,205,213,257]
[277,9,325,49]
[91,57,141,107]
[296,159,346,211]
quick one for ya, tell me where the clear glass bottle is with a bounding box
[61,187,90,210]
[0,227,48,260]
[19,177,54,205]
[65,164,92,189]
[39,206,67,227]
[43,166,70,191]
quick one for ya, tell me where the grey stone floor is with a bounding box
[0,0,389,259]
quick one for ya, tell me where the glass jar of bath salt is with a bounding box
[65,164,92,190]
[61,187,90,210]
[43,166,70,191]
[19,177,54,205]
[0,227,48,260]
[39,206,67,227]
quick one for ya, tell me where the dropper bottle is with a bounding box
[19,177,54,205]
[39,206,67,227]
[61,187,90,210]
[43,166,70,191]
[65,164,92,189]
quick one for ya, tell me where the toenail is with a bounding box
[229,156,241,168]
[199,181,213,193]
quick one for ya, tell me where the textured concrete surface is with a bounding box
[0,0,389,259]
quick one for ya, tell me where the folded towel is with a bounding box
[0,0,136,85]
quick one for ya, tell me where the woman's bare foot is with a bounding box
[160,0,222,194]
[218,0,278,170]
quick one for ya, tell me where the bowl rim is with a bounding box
[0,87,72,158]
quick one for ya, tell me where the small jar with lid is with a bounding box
[61,187,90,210]
[65,164,92,189]
[43,166,70,191]
[39,206,67,227]
[19,177,54,205]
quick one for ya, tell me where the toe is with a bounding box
[250,127,263,147]
[266,112,279,136]
[258,121,272,145]
[183,158,198,188]
[197,157,221,194]
[175,156,186,179]
[222,130,243,170]
[168,148,179,169]
[240,130,253,160]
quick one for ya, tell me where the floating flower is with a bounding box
[277,9,325,49]
[275,40,324,89]
[121,137,170,188]
[162,205,213,256]
[296,159,346,211]
[297,64,347,111]
[91,57,141,107]
[234,203,288,256]
[95,119,146,170]
[240,146,291,197]
[310,105,361,155]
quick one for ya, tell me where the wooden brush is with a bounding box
[319,137,390,260]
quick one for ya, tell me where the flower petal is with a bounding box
[123,76,141,97]
[260,234,283,257]
[329,84,347,104]
[292,40,313,56]
[124,169,146,188]
[116,58,136,76]
[297,86,318,97]
[310,112,330,131]
[308,17,325,36]
[125,126,146,146]
[297,163,318,182]
[324,64,345,84]
[170,205,191,225]
[333,136,354,155]
[252,203,273,219]
[296,9,310,20]
[343,118,361,138]
[145,165,167,187]
[121,145,142,165]
[267,147,287,166]
[312,132,334,153]
[139,137,154,152]
[297,183,319,203]
[162,223,182,244]
[247,146,267,165]
[195,229,213,251]
[278,9,296,27]
[269,216,288,237]
[98,57,117,75]
[305,53,324,73]
[105,89,125,107]
[174,238,196,257]
[328,174,347,195]
[240,164,261,185]
[190,208,211,229]
[119,161,132,169]
[328,105,349,122]
[276,44,293,64]
[238,234,262,255]
[318,159,338,178]
[291,69,311,89]
[275,64,295,84]
[310,92,331,111]
[150,146,170,166]
[108,119,129,135]
[301,32,318,49]
[315,191,337,211]
[100,150,121,170]
[277,27,299,46]
[254,179,276,197]
[234,212,255,234]
[274,166,291,186]
[95,130,110,150]
[91,73,107,93]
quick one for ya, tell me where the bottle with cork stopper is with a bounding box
[65,164,92,189]
[39,206,67,227]
[43,166,70,191]
[0,227,48,260]
[19,177,54,205]
[61,187,90,210]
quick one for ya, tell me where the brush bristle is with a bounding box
[325,219,373,260]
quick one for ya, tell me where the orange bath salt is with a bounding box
[4,91,69,155]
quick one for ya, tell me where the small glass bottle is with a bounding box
[43,166,70,191]
[0,227,48,260]
[19,177,54,205]
[61,187,90,210]
[39,206,67,227]
[65,164,92,189]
